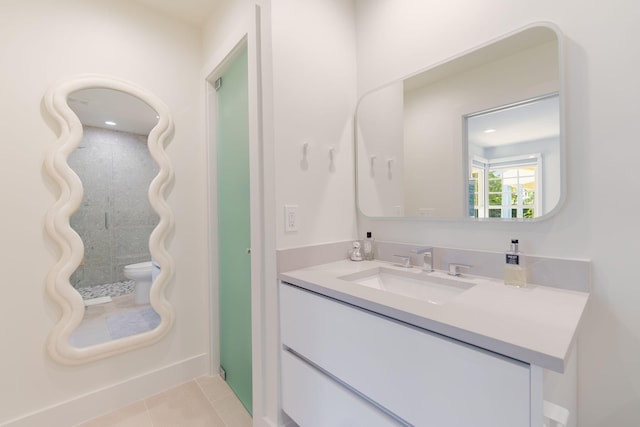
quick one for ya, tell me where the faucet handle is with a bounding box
[393,254,412,268]
[448,263,471,276]
[413,247,434,272]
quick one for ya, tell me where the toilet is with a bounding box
[124,261,160,305]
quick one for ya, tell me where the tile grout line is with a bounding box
[142,396,155,427]
[194,378,230,426]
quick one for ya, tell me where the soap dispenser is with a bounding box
[504,239,526,287]
[363,232,375,260]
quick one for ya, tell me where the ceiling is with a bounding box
[68,88,159,136]
[467,95,560,148]
[131,0,219,26]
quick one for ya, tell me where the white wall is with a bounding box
[0,1,209,425]
[271,0,358,249]
[356,82,405,217]
[355,0,640,425]
[202,0,253,76]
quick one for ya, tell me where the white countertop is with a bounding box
[279,259,590,373]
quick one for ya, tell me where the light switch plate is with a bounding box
[285,205,298,232]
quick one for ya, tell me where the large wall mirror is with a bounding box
[355,23,565,220]
[43,75,175,364]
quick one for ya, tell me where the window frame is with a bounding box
[470,153,542,219]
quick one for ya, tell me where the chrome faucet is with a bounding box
[448,263,471,276]
[413,246,434,272]
[392,254,412,268]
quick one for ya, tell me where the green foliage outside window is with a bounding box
[487,170,535,218]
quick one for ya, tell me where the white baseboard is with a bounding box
[1,353,208,427]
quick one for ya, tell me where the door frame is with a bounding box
[205,3,277,425]
[205,4,274,423]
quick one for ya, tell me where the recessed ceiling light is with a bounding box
[483,128,496,133]
[105,121,117,126]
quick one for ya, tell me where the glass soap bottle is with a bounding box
[504,239,526,287]
[363,232,375,260]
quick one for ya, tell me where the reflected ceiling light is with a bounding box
[105,120,117,126]
[484,128,496,133]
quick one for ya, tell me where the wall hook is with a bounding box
[387,157,394,179]
[300,141,310,171]
[328,146,337,173]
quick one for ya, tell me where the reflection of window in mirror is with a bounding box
[466,93,559,219]
[470,155,540,219]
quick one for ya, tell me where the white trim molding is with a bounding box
[0,354,207,427]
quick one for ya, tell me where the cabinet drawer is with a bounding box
[280,282,530,427]
[282,350,403,426]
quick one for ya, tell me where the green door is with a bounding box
[217,47,252,413]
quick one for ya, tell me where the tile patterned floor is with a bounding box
[70,293,158,347]
[77,376,252,427]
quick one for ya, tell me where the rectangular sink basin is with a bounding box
[339,267,475,306]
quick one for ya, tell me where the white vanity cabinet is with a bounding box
[280,282,541,427]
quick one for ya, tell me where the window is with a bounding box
[470,154,541,219]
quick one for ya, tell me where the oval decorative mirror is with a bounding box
[43,75,175,364]
[355,23,564,221]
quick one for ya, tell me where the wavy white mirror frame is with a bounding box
[43,75,175,364]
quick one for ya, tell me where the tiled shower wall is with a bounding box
[68,126,159,288]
